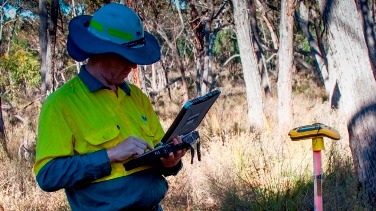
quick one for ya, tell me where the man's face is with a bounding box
[99,54,137,85]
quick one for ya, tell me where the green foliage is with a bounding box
[300,36,311,52]
[213,29,240,64]
[176,37,193,59]
[0,43,40,96]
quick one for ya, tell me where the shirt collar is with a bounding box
[78,65,131,96]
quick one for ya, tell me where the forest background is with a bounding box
[1,0,376,210]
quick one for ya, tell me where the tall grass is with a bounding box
[0,88,368,210]
[161,91,367,211]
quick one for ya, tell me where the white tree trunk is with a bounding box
[39,0,53,98]
[277,0,295,134]
[232,0,265,130]
[151,64,157,91]
[321,0,376,204]
[0,96,10,160]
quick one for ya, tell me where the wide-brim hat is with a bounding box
[67,3,160,65]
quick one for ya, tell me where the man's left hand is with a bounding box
[160,136,187,168]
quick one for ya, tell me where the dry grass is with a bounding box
[160,90,360,211]
[0,86,365,210]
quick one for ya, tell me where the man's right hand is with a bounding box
[106,136,153,163]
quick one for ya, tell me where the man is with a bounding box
[33,3,186,211]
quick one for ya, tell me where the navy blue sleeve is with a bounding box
[36,149,111,192]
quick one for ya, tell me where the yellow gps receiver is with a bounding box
[289,123,340,141]
[288,123,340,151]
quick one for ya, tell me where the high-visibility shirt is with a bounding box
[33,66,181,210]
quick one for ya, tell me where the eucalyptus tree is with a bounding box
[186,0,231,96]
[277,0,295,134]
[231,0,265,130]
[295,2,334,99]
[318,0,376,206]
[127,1,189,100]
[39,0,53,97]
[0,96,10,160]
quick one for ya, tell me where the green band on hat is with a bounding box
[89,19,104,31]
[89,19,133,42]
[108,28,133,41]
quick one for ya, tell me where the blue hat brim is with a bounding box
[67,15,161,65]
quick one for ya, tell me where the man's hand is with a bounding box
[160,136,187,168]
[107,136,153,163]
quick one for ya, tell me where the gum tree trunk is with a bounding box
[232,0,265,130]
[277,0,295,134]
[0,97,10,160]
[320,0,376,206]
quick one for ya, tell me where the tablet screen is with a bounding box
[160,89,221,143]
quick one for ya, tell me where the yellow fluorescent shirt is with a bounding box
[33,72,165,182]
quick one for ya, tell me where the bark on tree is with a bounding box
[277,0,295,134]
[0,97,10,160]
[151,63,157,91]
[232,0,265,130]
[358,0,376,76]
[39,0,53,99]
[189,2,205,97]
[320,0,376,206]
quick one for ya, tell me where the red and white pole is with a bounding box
[312,137,324,211]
